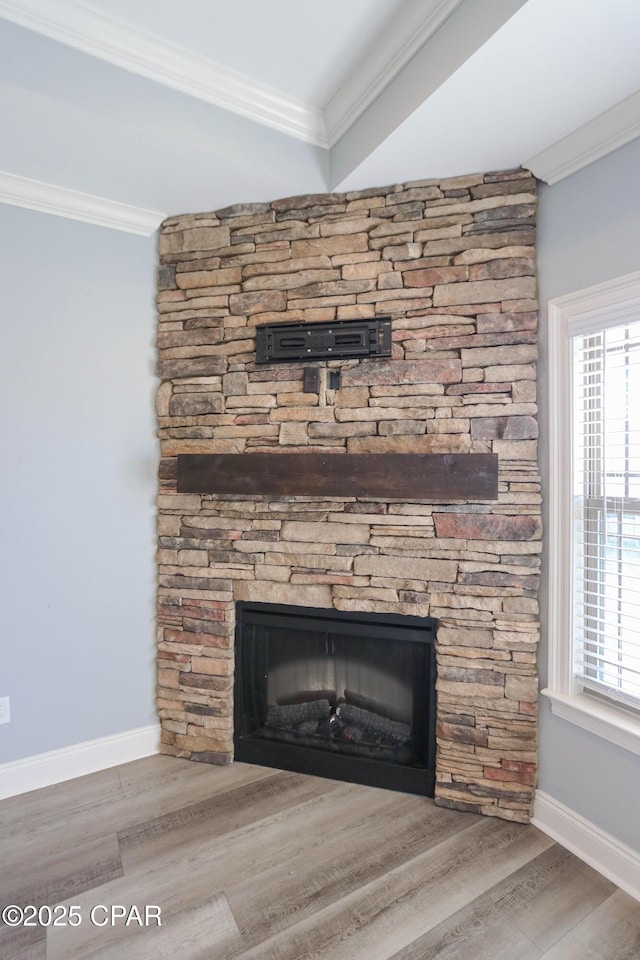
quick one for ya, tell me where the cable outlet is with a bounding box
[0,697,10,724]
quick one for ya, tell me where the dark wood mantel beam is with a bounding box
[176,453,498,500]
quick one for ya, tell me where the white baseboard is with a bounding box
[0,723,160,799]
[532,790,640,902]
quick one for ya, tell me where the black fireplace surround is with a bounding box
[234,602,438,795]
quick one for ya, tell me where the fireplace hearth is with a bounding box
[234,602,437,795]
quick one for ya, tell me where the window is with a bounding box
[573,322,640,706]
[545,271,640,754]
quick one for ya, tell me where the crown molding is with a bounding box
[0,0,327,147]
[324,0,463,146]
[0,171,164,235]
[525,88,640,186]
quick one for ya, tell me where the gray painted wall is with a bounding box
[0,206,157,763]
[537,136,640,852]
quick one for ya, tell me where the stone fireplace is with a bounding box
[155,168,541,822]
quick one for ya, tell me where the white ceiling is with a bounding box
[0,0,639,234]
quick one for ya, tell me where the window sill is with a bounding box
[542,688,640,756]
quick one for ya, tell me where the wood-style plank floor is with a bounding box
[1,756,638,959]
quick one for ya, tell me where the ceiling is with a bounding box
[0,0,639,234]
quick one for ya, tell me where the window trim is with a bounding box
[544,270,640,755]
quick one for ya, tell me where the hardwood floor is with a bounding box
[1,756,638,959]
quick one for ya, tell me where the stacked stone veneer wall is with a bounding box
[156,167,541,822]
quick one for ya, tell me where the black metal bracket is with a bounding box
[255,317,392,364]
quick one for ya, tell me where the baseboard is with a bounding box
[0,723,160,799]
[532,790,640,902]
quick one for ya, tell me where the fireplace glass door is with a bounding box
[234,602,437,795]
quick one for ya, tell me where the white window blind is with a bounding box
[572,319,640,711]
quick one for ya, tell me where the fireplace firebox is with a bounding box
[234,602,437,795]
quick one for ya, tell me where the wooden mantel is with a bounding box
[176,453,498,500]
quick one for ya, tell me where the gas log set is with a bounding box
[262,690,413,765]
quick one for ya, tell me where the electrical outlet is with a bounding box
[0,697,10,724]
